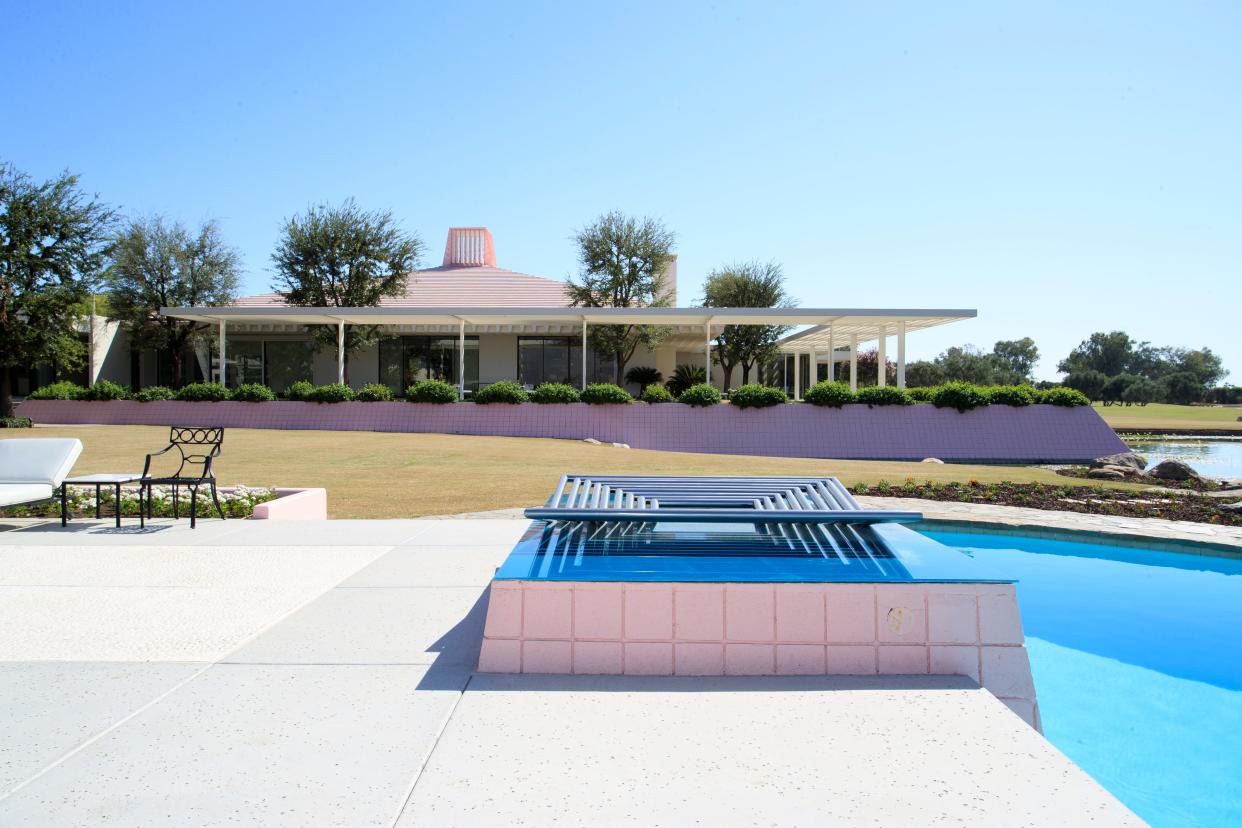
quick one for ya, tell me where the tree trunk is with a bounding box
[0,369,13,419]
[741,363,752,386]
[171,349,184,389]
[721,360,734,395]
[615,353,628,388]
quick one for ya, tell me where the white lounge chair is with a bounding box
[0,438,83,511]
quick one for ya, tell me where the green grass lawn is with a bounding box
[7,425,1146,519]
[1093,403,1242,432]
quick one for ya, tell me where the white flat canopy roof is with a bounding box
[161,305,975,340]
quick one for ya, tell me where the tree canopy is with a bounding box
[701,261,792,392]
[1058,330,1227,402]
[567,211,676,382]
[0,162,115,416]
[903,338,1040,388]
[271,199,422,378]
[108,217,240,387]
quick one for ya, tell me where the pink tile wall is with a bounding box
[478,580,1042,731]
[17,400,1126,462]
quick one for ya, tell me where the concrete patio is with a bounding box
[0,517,1141,826]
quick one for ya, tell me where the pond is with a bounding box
[1124,438,1242,480]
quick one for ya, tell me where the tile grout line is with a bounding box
[0,536,413,802]
[388,672,475,828]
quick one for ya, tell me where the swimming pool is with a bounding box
[918,526,1242,828]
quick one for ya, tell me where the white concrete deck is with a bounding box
[0,517,1141,826]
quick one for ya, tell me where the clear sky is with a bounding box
[4,1,1239,380]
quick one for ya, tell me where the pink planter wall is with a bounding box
[249,487,327,520]
[16,399,1126,463]
[478,580,1041,731]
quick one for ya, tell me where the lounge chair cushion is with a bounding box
[0,438,83,486]
[0,483,55,508]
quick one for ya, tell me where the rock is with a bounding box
[611,442,630,449]
[1221,501,1242,513]
[583,438,602,445]
[1090,452,1147,472]
[1087,468,1127,480]
[921,458,944,464]
[1149,459,1199,481]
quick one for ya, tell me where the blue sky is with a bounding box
[4,1,1239,380]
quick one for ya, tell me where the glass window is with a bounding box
[378,335,479,394]
[518,337,614,387]
[264,340,316,393]
[225,341,263,388]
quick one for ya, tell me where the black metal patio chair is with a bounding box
[139,427,225,529]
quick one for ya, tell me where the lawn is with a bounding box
[4,425,1140,519]
[1093,403,1242,432]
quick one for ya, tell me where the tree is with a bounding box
[1121,377,1161,405]
[851,348,895,386]
[1162,371,1205,405]
[990,337,1039,384]
[1101,373,1140,405]
[271,199,422,382]
[568,212,676,382]
[1063,370,1108,401]
[936,346,996,385]
[666,364,705,397]
[903,360,945,387]
[623,366,662,395]
[107,217,240,387]
[1058,331,1135,377]
[701,261,792,392]
[0,162,114,417]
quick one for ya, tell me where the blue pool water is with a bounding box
[919,528,1242,828]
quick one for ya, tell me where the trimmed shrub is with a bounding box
[26,381,86,400]
[931,381,989,412]
[474,381,528,405]
[666,364,707,397]
[641,384,675,403]
[986,385,1038,407]
[406,379,460,404]
[355,383,395,402]
[1,416,33,428]
[729,384,788,409]
[282,380,314,401]
[678,383,722,407]
[581,383,633,405]
[855,386,913,407]
[803,381,855,408]
[1038,386,1091,407]
[905,386,935,403]
[133,385,177,402]
[82,380,130,401]
[304,383,356,403]
[530,383,582,404]
[231,383,277,402]
[623,366,662,395]
[175,382,232,402]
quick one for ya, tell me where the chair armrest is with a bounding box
[141,446,173,478]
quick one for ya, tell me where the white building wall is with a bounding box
[478,334,517,385]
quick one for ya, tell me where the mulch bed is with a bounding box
[853,479,1242,526]
[1054,467,1234,492]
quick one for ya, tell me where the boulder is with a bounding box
[1221,501,1242,513]
[1090,452,1147,472]
[921,458,945,464]
[1149,459,1199,481]
[1087,467,1127,480]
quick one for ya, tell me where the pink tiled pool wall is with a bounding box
[16,400,1125,462]
[479,581,1041,731]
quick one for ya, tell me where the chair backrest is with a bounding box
[165,427,224,478]
[0,438,83,485]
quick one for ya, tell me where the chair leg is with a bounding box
[190,487,198,529]
[61,485,68,527]
[211,483,225,520]
[139,485,146,529]
[172,485,179,519]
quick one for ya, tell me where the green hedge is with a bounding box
[641,385,675,403]
[81,380,130,401]
[530,383,582,404]
[232,383,277,402]
[931,381,989,412]
[986,385,1038,407]
[0,416,33,428]
[175,382,231,402]
[133,385,176,402]
[678,383,721,407]
[406,380,459,403]
[26,381,86,400]
[304,383,356,403]
[803,381,855,407]
[581,383,633,405]
[1038,387,1091,407]
[283,380,315,401]
[355,383,395,402]
[729,384,788,409]
[473,381,528,405]
[855,386,912,407]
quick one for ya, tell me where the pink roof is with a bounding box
[234,227,573,308]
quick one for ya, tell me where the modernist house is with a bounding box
[52,228,975,399]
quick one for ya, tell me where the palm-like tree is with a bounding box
[666,364,706,397]
[624,366,662,395]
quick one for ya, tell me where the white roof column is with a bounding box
[218,319,227,386]
[809,347,817,388]
[704,322,712,387]
[337,320,345,386]
[793,353,801,400]
[826,326,834,382]
[849,336,858,392]
[877,326,887,387]
[897,321,907,389]
[581,319,588,391]
[457,319,466,398]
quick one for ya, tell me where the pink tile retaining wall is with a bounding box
[16,400,1125,463]
[249,487,327,520]
[478,581,1042,731]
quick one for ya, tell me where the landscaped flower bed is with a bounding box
[0,484,278,520]
[854,478,1242,525]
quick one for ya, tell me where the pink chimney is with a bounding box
[442,227,497,267]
